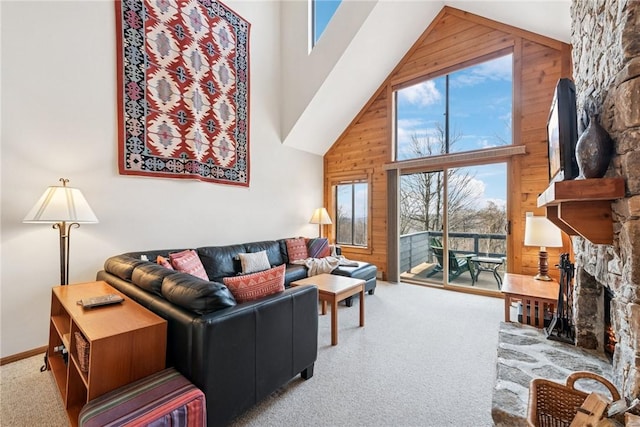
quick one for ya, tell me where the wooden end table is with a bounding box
[291,274,365,346]
[501,273,558,328]
[48,281,167,425]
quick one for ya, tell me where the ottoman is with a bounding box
[332,261,377,307]
[78,368,205,427]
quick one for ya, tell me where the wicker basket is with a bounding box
[74,332,90,373]
[527,371,620,427]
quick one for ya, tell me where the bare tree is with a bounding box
[492,116,512,146]
[473,201,507,255]
[399,124,477,237]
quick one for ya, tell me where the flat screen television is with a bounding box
[547,78,579,182]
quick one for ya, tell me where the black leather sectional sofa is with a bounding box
[96,238,377,426]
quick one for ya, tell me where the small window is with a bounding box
[335,182,368,247]
[311,0,341,47]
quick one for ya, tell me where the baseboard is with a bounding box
[0,345,47,366]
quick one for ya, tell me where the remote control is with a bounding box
[77,294,124,308]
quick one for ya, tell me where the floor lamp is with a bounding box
[309,207,332,238]
[524,214,563,281]
[23,178,98,285]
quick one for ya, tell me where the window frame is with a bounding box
[329,171,372,253]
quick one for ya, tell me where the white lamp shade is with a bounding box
[309,207,332,225]
[24,185,98,224]
[524,216,562,248]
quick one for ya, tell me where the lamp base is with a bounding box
[535,249,552,282]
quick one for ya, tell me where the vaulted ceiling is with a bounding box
[280,0,572,156]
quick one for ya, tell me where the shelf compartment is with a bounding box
[537,177,625,244]
[51,315,70,340]
[48,349,68,398]
[66,363,87,427]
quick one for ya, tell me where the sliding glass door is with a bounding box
[398,163,507,294]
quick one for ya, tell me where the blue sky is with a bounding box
[313,0,341,45]
[397,54,513,208]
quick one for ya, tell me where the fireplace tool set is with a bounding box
[545,253,576,343]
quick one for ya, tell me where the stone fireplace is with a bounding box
[492,4,639,423]
[571,0,640,400]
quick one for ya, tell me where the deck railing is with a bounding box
[400,230,506,274]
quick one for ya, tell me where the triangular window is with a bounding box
[311,0,342,48]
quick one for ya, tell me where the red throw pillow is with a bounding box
[157,255,174,270]
[169,250,208,280]
[286,237,308,262]
[223,264,285,303]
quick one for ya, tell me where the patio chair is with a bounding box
[427,245,476,284]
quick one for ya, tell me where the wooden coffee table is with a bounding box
[292,274,365,346]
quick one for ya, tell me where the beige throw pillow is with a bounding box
[238,250,271,274]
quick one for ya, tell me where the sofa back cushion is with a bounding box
[132,262,177,296]
[244,240,283,266]
[198,244,245,282]
[161,273,236,314]
[104,255,146,281]
[278,239,290,263]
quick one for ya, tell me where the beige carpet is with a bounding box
[1,352,67,426]
[1,281,503,426]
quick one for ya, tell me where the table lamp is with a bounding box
[309,207,332,238]
[23,178,98,285]
[524,215,563,281]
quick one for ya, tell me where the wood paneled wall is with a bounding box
[324,7,572,281]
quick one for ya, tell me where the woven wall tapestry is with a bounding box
[115,0,250,186]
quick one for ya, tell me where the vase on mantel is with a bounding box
[575,112,613,179]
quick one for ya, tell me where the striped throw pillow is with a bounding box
[307,238,330,258]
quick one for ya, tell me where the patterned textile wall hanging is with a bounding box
[115,0,250,186]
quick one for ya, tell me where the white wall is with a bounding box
[280,0,375,142]
[0,0,323,358]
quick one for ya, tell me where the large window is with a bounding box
[311,0,341,47]
[395,54,513,161]
[335,182,368,247]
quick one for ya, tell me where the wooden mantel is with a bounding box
[537,178,625,244]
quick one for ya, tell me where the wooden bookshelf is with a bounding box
[47,281,167,426]
[537,178,625,244]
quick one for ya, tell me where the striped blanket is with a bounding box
[78,368,205,426]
